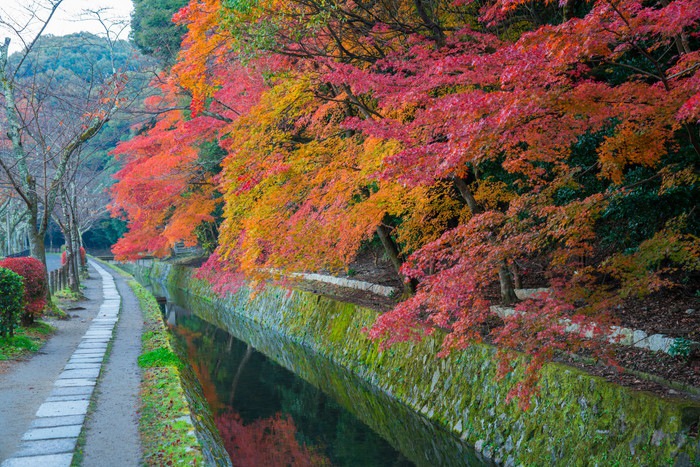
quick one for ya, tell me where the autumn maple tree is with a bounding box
[111,0,699,403]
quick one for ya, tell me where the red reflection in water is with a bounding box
[216,411,332,466]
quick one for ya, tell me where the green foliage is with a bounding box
[138,347,183,368]
[197,140,227,174]
[130,0,189,65]
[668,338,693,359]
[0,267,24,338]
[83,218,128,251]
[604,218,700,298]
[599,168,697,251]
[10,32,139,83]
[53,288,82,301]
[0,335,38,354]
[0,321,55,360]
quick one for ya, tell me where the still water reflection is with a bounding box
[165,302,415,466]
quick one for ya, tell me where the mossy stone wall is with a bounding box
[124,260,700,466]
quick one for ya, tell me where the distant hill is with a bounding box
[9,32,142,83]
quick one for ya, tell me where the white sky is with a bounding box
[0,0,134,53]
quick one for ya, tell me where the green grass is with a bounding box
[127,278,205,466]
[53,287,82,300]
[0,321,56,360]
[138,347,182,369]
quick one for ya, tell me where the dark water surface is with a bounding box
[165,300,414,466]
[145,279,485,467]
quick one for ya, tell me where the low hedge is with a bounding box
[0,257,48,324]
[0,267,24,338]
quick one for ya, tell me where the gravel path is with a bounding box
[0,263,102,460]
[81,265,143,465]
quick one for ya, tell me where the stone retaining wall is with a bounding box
[122,260,700,466]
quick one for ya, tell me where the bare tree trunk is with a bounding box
[59,189,80,293]
[451,174,519,305]
[499,262,518,305]
[376,219,415,294]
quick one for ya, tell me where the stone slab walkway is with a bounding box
[2,261,120,467]
[0,270,101,459]
[81,263,142,465]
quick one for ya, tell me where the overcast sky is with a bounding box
[0,0,134,52]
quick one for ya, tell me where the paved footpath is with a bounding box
[1,261,141,466]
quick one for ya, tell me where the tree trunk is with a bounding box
[511,263,522,289]
[59,190,80,293]
[451,175,481,214]
[28,227,51,306]
[376,220,415,294]
[499,262,519,305]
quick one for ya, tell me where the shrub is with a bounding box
[61,250,67,266]
[0,267,24,338]
[0,257,48,324]
[79,246,87,266]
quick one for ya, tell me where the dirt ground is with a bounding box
[292,248,700,400]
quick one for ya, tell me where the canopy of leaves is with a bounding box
[130,0,190,65]
[9,32,140,82]
[112,0,700,405]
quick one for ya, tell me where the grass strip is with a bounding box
[129,279,205,466]
[0,321,55,361]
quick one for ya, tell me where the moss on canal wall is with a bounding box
[124,260,700,467]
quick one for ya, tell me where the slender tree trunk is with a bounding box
[68,231,80,293]
[376,219,415,294]
[59,190,80,293]
[499,261,518,305]
[451,174,519,305]
[71,214,82,279]
[5,210,10,255]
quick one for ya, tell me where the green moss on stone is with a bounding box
[128,261,700,467]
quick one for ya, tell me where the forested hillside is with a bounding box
[110,0,700,399]
[1,29,153,276]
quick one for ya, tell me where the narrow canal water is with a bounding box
[148,281,486,467]
[166,300,413,466]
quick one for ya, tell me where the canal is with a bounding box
[149,282,485,466]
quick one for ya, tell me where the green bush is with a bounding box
[0,267,25,338]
